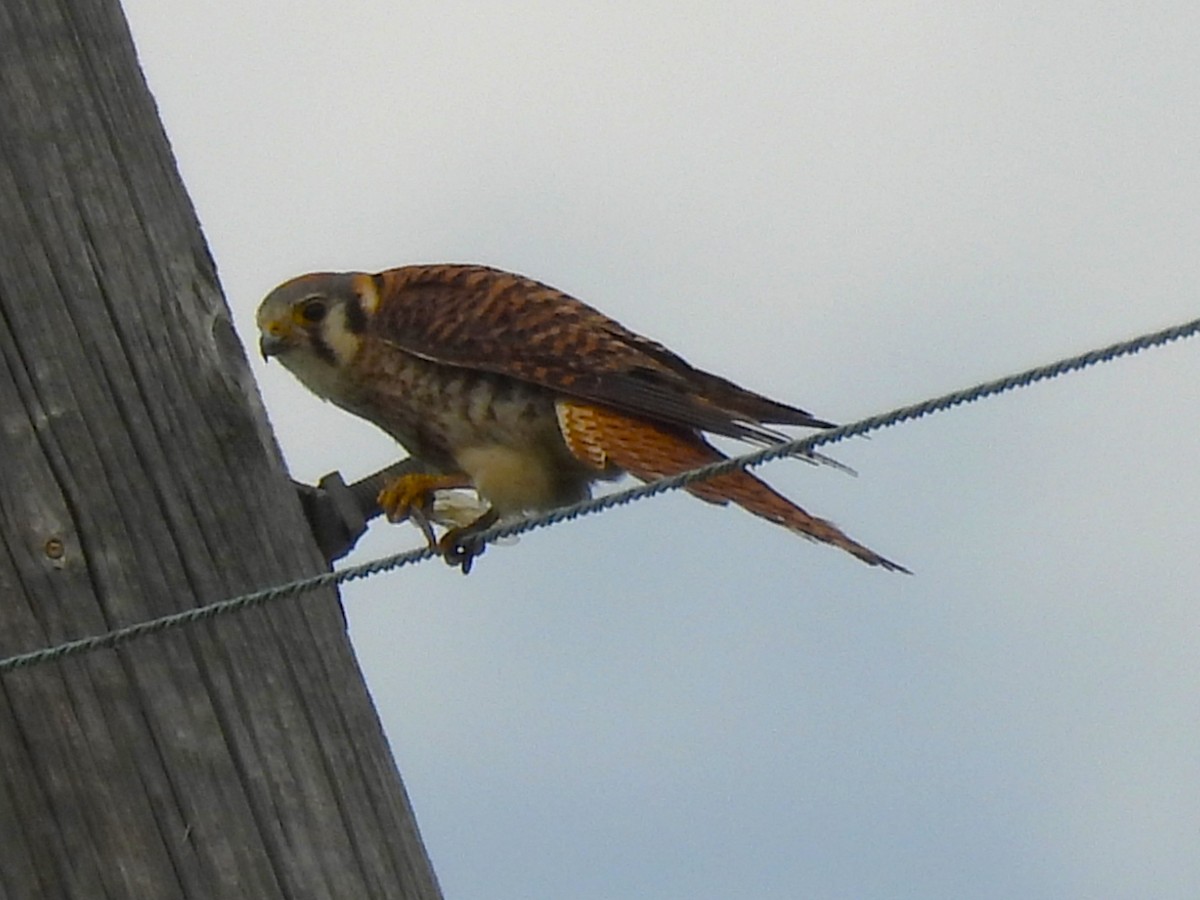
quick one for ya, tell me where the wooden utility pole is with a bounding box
[0,2,443,898]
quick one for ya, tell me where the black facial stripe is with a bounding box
[344,295,368,334]
[311,335,338,366]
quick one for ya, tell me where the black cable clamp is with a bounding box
[293,458,432,562]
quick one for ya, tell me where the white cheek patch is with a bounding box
[274,304,361,404]
[322,305,363,366]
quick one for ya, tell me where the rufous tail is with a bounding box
[557,401,908,572]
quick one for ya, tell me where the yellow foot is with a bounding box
[377,472,474,546]
[438,508,500,575]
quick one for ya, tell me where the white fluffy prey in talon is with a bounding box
[430,490,519,547]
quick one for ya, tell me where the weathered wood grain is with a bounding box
[0,1,443,897]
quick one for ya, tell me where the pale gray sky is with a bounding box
[124,3,1200,898]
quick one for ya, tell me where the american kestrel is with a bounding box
[257,265,906,573]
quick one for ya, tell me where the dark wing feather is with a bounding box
[369,264,833,443]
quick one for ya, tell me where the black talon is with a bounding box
[408,504,439,550]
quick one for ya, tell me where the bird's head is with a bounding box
[255,271,381,399]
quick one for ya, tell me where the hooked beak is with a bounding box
[259,332,288,361]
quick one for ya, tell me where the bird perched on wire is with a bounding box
[257,264,906,573]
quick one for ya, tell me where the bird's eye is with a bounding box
[299,298,327,323]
